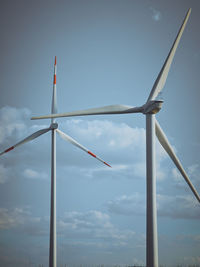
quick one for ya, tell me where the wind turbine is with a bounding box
[31,8,200,267]
[0,57,111,267]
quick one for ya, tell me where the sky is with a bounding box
[0,0,200,266]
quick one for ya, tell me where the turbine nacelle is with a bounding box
[142,100,163,114]
[50,123,58,130]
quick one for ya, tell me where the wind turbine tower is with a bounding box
[32,8,200,267]
[0,57,111,267]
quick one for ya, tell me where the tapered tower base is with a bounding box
[49,129,57,267]
[146,114,158,267]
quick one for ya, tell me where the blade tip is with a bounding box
[54,56,57,65]
[187,8,192,16]
[5,146,14,153]
[30,116,38,120]
[104,162,111,168]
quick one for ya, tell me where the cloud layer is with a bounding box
[0,106,200,266]
[107,192,200,220]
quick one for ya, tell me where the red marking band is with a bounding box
[55,56,57,65]
[104,162,111,168]
[53,74,56,84]
[88,151,96,158]
[5,146,14,153]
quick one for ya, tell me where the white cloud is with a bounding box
[150,7,162,22]
[172,163,200,192]
[0,207,30,229]
[58,210,135,246]
[0,106,30,144]
[56,209,145,266]
[0,207,46,236]
[157,194,200,219]
[107,193,200,220]
[188,163,199,175]
[79,162,145,180]
[59,119,146,177]
[23,168,47,179]
[172,167,182,180]
[0,106,49,148]
[57,118,180,183]
[0,106,51,183]
[187,164,200,186]
[60,119,146,151]
[1,106,195,195]
[155,138,169,181]
[107,193,145,216]
[0,106,173,181]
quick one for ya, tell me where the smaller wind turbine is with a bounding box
[31,8,200,267]
[0,57,111,267]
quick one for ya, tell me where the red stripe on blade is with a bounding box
[88,151,96,158]
[55,56,57,65]
[104,162,111,168]
[53,74,56,84]
[5,146,14,153]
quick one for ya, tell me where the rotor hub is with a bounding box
[50,123,58,129]
[143,100,163,114]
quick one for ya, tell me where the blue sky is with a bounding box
[0,0,200,266]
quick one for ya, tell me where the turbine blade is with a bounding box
[31,105,143,120]
[147,8,191,102]
[0,127,51,156]
[155,119,200,203]
[56,129,111,167]
[51,56,57,122]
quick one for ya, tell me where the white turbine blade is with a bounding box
[147,8,191,102]
[56,129,111,167]
[31,105,143,120]
[0,127,51,156]
[155,119,200,203]
[51,56,57,122]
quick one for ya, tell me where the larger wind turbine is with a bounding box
[32,8,200,267]
[0,57,111,267]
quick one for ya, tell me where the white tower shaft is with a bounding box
[49,129,57,267]
[146,114,158,267]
